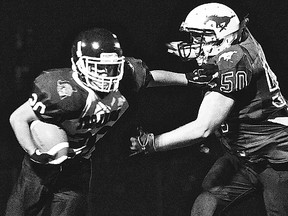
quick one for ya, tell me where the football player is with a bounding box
[5,28,189,216]
[130,3,288,216]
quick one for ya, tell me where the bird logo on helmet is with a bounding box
[204,14,236,32]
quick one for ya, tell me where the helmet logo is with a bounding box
[57,80,77,100]
[205,15,235,32]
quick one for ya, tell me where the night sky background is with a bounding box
[0,0,288,215]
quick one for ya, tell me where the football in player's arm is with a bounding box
[130,3,288,216]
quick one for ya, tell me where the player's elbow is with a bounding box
[9,111,18,128]
[9,106,30,129]
[9,110,26,132]
[202,128,214,138]
[196,122,216,139]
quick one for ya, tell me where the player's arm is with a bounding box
[10,100,61,164]
[123,57,219,90]
[152,49,252,150]
[148,63,219,88]
[124,57,188,88]
[148,70,188,87]
[155,91,234,151]
[131,91,234,154]
[9,100,39,155]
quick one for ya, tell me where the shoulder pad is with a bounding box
[211,46,253,93]
[122,57,151,93]
[216,45,243,71]
[30,68,83,118]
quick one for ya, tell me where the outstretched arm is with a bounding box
[154,91,234,151]
[123,57,219,90]
[130,91,234,155]
[148,70,188,87]
[148,64,219,88]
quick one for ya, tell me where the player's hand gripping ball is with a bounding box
[130,127,156,156]
[30,120,69,164]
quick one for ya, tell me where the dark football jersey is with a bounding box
[29,57,150,159]
[208,29,288,163]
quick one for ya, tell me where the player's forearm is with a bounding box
[148,70,188,87]
[153,121,209,152]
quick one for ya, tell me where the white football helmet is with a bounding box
[178,3,240,65]
[71,28,125,93]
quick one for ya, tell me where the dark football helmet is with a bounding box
[71,28,125,92]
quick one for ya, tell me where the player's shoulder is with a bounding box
[209,46,253,94]
[124,56,143,63]
[34,68,82,94]
[121,56,150,94]
[32,68,86,107]
[124,57,148,71]
[214,45,245,71]
[35,68,73,84]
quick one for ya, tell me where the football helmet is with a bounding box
[71,28,125,92]
[178,3,240,65]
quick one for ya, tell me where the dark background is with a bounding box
[0,0,287,215]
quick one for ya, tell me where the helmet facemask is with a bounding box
[71,28,125,93]
[177,29,216,64]
[178,27,238,65]
[73,53,125,93]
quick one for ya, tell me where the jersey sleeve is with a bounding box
[29,69,83,122]
[210,46,253,98]
[119,57,153,96]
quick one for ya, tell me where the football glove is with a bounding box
[185,64,219,88]
[130,127,156,156]
[30,149,54,164]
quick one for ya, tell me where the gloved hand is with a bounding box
[130,127,156,156]
[185,64,219,88]
[30,149,54,164]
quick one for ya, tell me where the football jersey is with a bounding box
[29,57,150,159]
[207,29,288,163]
